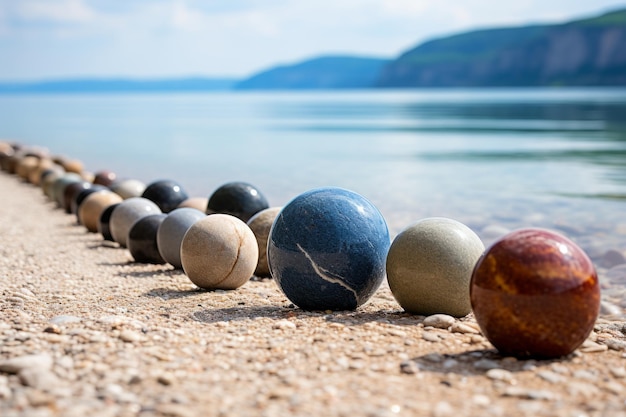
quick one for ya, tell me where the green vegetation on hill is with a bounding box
[376,7,626,87]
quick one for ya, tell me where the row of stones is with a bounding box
[0,141,602,360]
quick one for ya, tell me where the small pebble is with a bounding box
[0,375,11,400]
[472,394,491,407]
[399,360,420,375]
[605,382,623,395]
[19,368,60,391]
[580,340,609,353]
[486,368,514,382]
[474,359,500,371]
[422,332,442,343]
[610,367,626,378]
[119,330,143,343]
[423,314,455,329]
[604,339,626,351]
[0,354,53,374]
[157,373,176,386]
[502,387,558,401]
[49,315,82,325]
[600,300,623,316]
[43,325,61,334]
[537,370,563,384]
[272,320,296,330]
[450,322,480,334]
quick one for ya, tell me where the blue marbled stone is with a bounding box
[268,187,390,311]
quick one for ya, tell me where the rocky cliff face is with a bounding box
[376,10,626,87]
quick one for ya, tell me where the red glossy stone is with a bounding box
[470,228,600,359]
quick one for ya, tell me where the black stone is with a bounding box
[127,214,168,264]
[141,180,189,213]
[99,203,119,241]
[206,182,269,222]
[63,181,92,214]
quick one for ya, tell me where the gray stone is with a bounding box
[386,217,485,317]
[109,197,161,247]
[474,359,500,370]
[156,207,206,269]
[110,178,146,199]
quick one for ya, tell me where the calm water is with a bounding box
[1,89,626,263]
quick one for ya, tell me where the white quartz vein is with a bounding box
[296,243,359,303]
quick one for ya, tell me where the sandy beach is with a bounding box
[1,171,626,417]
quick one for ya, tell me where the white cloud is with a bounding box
[16,0,96,23]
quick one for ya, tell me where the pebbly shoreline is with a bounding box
[1,167,626,416]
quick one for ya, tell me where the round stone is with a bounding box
[109,197,162,247]
[29,158,56,186]
[470,228,601,359]
[178,197,209,211]
[61,158,83,174]
[0,146,15,172]
[41,169,66,199]
[386,217,485,317]
[80,171,95,183]
[181,214,258,290]
[98,203,120,241]
[16,156,40,182]
[63,181,93,214]
[247,207,282,277]
[142,179,189,213]
[128,214,168,264]
[110,179,146,199]
[79,191,123,233]
[72,185,109,218]
[206,181,269,222]
[93,170,117,187]
[267,187,390,311]
[52,173,83,207]
[156,208,206,269]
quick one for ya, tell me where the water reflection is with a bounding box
[262,90,626,197]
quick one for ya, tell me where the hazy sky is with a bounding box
[1,0,625,81]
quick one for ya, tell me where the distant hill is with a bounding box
[376,8,626,87]
[0,78,238,94]
[234,56,391,90]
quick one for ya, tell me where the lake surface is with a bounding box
[1,89,626,289]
